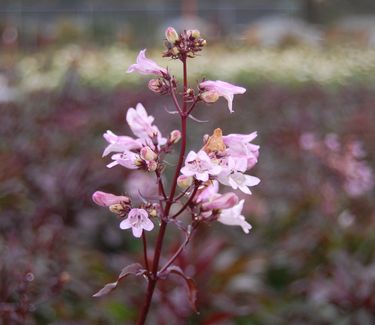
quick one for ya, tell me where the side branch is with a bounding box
[158,222,199,274]
[171,185,199,219]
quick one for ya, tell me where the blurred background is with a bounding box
[1,0,375,324]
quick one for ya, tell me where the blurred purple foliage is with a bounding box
[1,81,375,323]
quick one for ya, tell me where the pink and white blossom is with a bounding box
[127,49,167,77]
[200,80,246,113]
[126,103,167,145]
[223,132,260,170]
[218,172,260,195]
[218,200,252,233]
[181,151,222,182]
[119,208,154,238]
[102,130,142,157]
[92,191,130,207]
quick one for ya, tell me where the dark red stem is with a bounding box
[142,232,149,272]
[137,56,188,325]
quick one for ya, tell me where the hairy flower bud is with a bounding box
[140,146,157,161]
[165,27,179,44]
[177,175,193,189]
[200,90,219,103]
[169,130,181,144]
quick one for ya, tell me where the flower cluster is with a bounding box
[163,27,207,59]
[177,128,260,232]
[91,27,260,323]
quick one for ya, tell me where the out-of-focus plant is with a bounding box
[91,27,260,324]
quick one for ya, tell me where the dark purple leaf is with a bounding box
[163,265,198,313]
[93,263,146,298]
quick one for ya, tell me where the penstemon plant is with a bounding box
[92,27,260,324]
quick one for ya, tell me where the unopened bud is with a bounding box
[92,191,130,207]
[201,39,207,46]
[171,47,179,56]
[188,29,201,39]
[147,160,158,172]
[165,27,179,43]
[149,208,157,217]
[109,203,128,215]
[169,130,181,144]
[202,192,239,211]
[186,88,194,96]
[177,175,193,189]
[148,79,163,93]
[201,90,219,103]
[140,146,157,161]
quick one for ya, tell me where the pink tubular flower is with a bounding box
[127,49,167,77]
[180,150,222,182]
[202,192,239,211]
[119,208,154,238]
[102,130,142,157]
[126,103,167,145]
[107,151,140,169]
[92,191,130,207]
[218,200,252,234]
[200,80,246,113]
[223,132,260,170]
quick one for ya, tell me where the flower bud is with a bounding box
[177,175,193,189]
[140,146,157,161]
[109,203,129,215]
[201,39,207,46]
[188,29,201,39]
[92,191,130,207]
[149,208,158,218]
[165,27,179,43]
[147,160,158,172]
[171,47,179,56]
[202,192,239,211]
[169,130,181,144]
[148,79,163,93]
[200,90,219,103]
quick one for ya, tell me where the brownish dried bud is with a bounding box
[203,128,226,153]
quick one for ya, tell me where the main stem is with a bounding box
[136,57,188,325]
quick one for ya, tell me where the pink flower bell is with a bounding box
[200,80,246,113]
[127,49,167,77]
